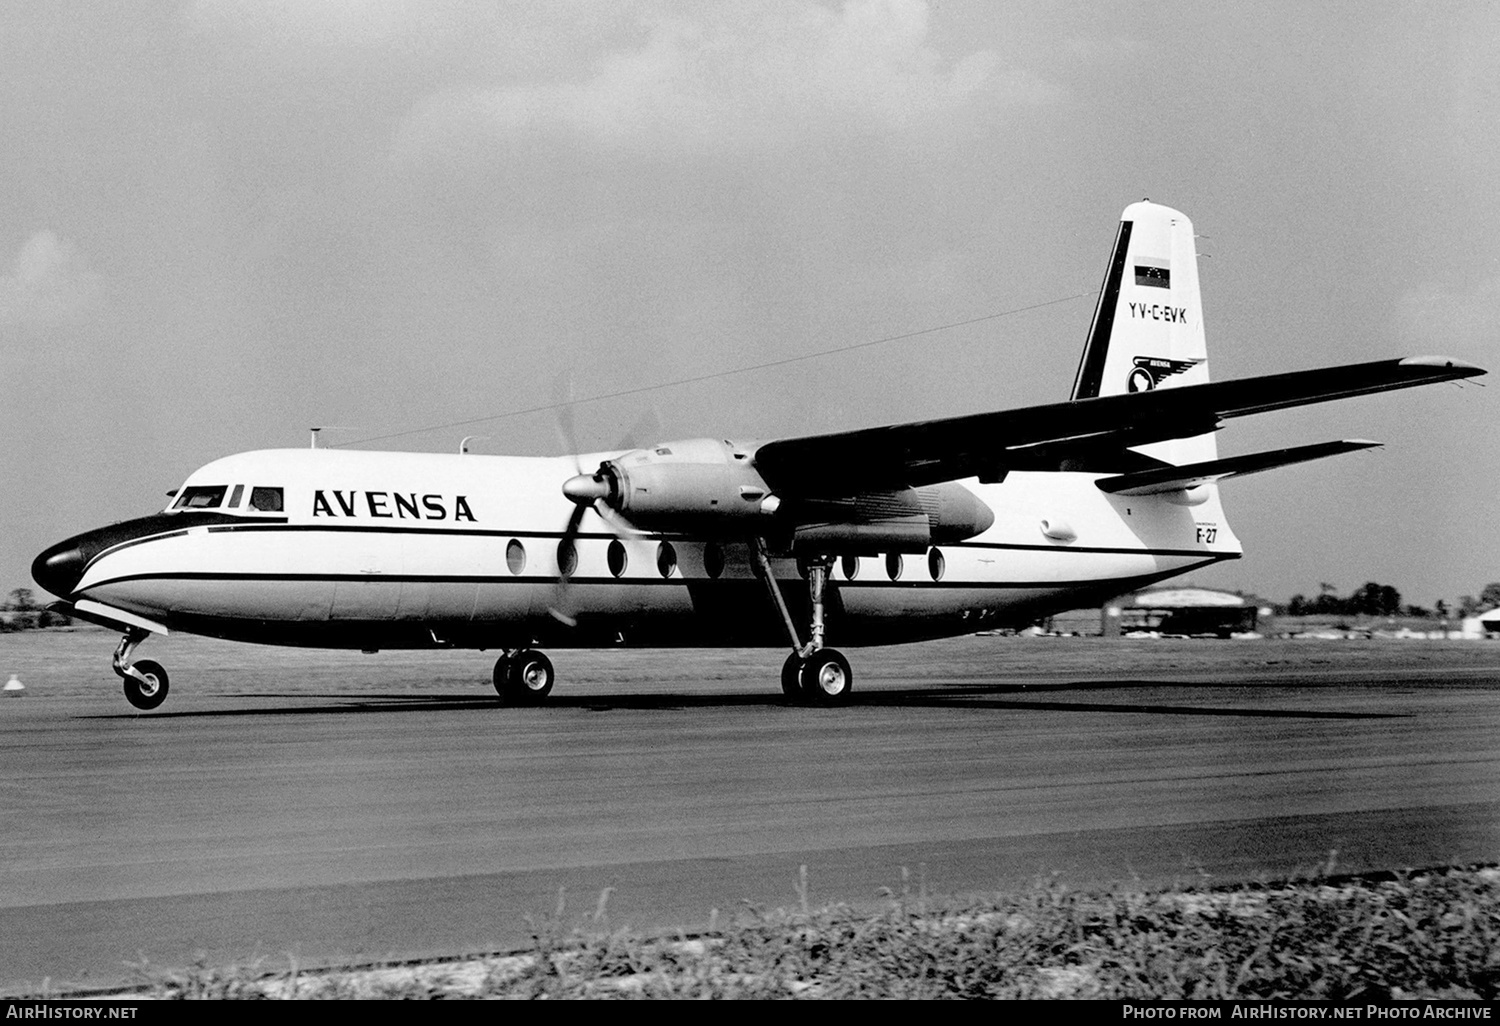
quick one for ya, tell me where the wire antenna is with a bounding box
[333,292,1094,449]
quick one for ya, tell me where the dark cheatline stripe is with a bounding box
[99,522,1240,563]
[956,540,1236,559]
[78,513,288,575]
[1071,218,1134,401]
[205,523,669,542]
[177,522,1238,561]
[77,554,1237,595]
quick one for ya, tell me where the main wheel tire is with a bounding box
[501,649,555,705]
[800,649,852,705]
[123,659,169,710]
[491,654,513,698]
[781,653,805,700]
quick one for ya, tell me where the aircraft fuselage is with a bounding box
[35,447,1241,653]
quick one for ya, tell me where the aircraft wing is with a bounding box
[752,357,1483,495]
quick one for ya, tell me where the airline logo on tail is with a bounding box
[1127,356,1204,393]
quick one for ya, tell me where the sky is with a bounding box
[2,1,1496,610]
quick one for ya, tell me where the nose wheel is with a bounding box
[113,629,170,710]
[123,659,170,710]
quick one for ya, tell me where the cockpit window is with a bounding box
[173,485,228,510]
[249,486,284,512]
[227,485,244,509]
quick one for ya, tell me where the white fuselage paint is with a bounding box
[72,448,1241,649]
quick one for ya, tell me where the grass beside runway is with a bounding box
[28,863,1499,999]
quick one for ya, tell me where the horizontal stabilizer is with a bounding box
[1095,440,1381,496]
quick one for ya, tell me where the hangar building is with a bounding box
[1101,586,1271,638]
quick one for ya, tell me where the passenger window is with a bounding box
[656,541,677,578]
[173,485,228,510]
[928,547,945,581]
[249,487,284,512]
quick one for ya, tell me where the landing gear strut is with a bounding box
[113,628,169,710]
[493,649,555,705]
[754,539,853,705]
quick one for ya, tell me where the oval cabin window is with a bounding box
[928,547,945,581]
[656,542,677,578]
[607,540,628,578]
[885,552,903,580]
[557,539,577,578]
[506,538,526,575]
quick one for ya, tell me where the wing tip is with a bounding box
[1398,356,1486,376]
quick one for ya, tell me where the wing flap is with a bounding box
[752,357,1481,495]
[1094,439,1381,496]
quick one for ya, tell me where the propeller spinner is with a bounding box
[562,465,617,506]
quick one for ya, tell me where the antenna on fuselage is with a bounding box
[308,426,358,449]
[459,435,490,454]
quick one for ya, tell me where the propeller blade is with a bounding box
[592,502,643,538]
[549,376,658,625]
[552,371,580,463]
[616,407,662,451]
[547,502,587,626]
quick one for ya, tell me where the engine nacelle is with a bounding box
[563,438,995,550]
[586,438,774,532]
[786,481,995,554]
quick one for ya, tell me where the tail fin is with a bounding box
[1071,201,1215,464]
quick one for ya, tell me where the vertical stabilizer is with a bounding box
[1070,201,1216,465]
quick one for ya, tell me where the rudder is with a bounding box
[1070,201,1215,464]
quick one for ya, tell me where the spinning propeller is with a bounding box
[547,379,655,626]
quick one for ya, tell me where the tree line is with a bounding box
[1277,582,1500,620]
[0,588,72,631]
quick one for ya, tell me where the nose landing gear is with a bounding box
[114,628,170,710]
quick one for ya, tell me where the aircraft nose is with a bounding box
[32,540,87,599]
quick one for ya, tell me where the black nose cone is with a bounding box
[32,540,87,599]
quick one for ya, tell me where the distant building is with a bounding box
[1102,586,1271,638]
[1461,608,1500,639]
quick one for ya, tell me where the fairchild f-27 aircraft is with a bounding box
[32,202,1484,710]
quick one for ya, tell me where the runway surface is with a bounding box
[3,630,1499,993]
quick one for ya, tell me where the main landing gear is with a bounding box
[492,649,555,705]
[114,628,169,711]
[754,539,853,705]
[484,540,855,708]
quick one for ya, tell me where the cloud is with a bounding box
[396,0,1053,162]
[0,231,104,327]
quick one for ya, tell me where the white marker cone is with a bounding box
[3,674,24,693]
